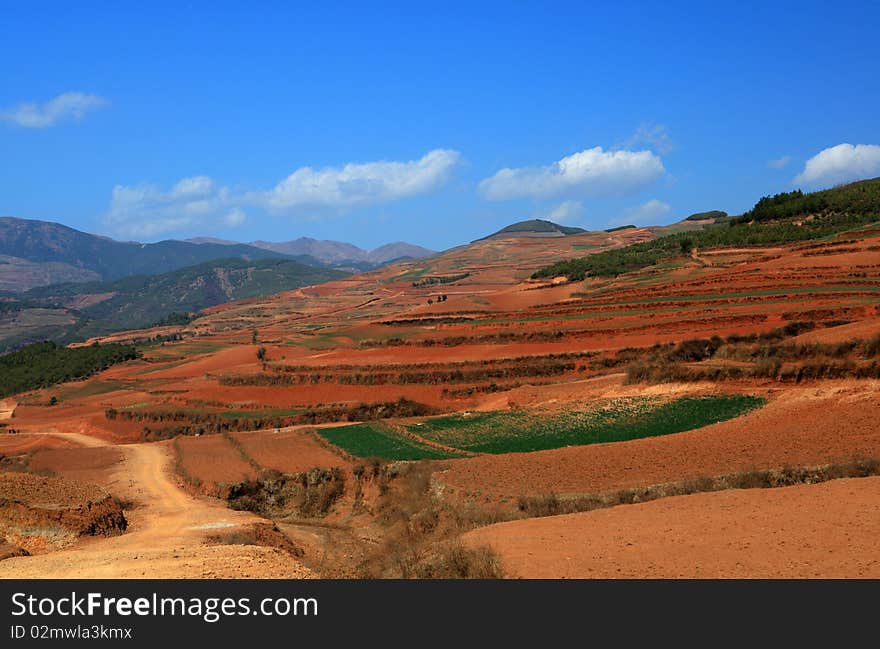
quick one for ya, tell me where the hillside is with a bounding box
[477,219,588,241]
[0,217,295,291]
[4,188,879,580]
[534,177,880,280]
[0,257,348,352]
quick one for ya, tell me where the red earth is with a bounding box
[3,224,879,577]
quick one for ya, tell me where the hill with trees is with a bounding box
[477,219,588,241]
[0,340,140,398]
[533,177,880,281]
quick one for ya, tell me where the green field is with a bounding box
[406,395,765,454]
[316,395,766,459]
[318,422,464,460]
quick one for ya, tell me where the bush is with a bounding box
[414,542,504,579]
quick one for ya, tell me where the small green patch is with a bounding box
[318,422,463,460]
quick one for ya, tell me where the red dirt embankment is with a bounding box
[465,476,880,578]
[441,381,880,496]
[0,471,126,555]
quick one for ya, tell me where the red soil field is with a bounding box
[3,225,878,578]
[232,429,347,474]
[27,446,124,484]
[465,477,880,578]
[174,435,257,489]
[0,434,79,455]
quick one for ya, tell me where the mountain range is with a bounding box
[0,217,435,292]
[189,236,436,269]
[0,208,734,353]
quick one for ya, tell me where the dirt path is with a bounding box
[0,440,313,579]
[465,476,880,578]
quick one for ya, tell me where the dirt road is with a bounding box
[0,438,313,579]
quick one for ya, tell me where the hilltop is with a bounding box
[476,219,588,241]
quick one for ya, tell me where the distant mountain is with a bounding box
[250,237,436,267]
[252,238,366,265]
[365,242,437,264]
[0,217,293,291]
[184,236,239,245]
[477,219,589,241]
[0,257,349,352]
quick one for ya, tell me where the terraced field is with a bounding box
[316,395,765,458]
[4,200,879,579]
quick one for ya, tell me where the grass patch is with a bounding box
[318,422,463,460]
[408,395,766,454]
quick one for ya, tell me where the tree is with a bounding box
[251,329,258,344]
[256,346,267,361]
[49,396,58,406]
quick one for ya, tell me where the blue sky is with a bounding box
[2,1,879,250]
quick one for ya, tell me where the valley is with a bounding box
[1,180,879,579]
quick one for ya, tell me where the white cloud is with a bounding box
[621,123,675,155]
[262,149,460,210]
[223,208,247,227]
[611,198,671,226]
[767,155,792,169]
[539,200,585,224]
[104,149,460,239]
[794,143,880,187]
[0,92,107,128]
[105,176,245,239]
[479,146,664,201]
